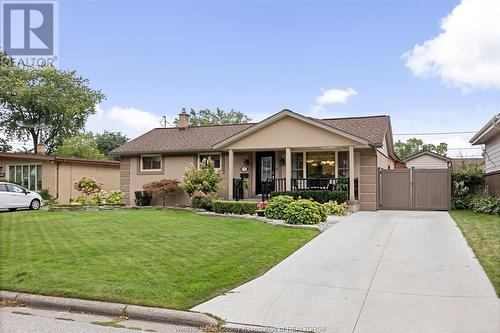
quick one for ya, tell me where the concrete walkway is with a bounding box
[193,211,499,333]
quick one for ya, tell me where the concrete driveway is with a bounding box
[193,211,499,333]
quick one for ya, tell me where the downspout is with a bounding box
[53,161,60,200]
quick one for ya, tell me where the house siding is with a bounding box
[127,155,194,206]
[359,148,377,211]
[405,155,449,169]
[484,134,500,174]
[0,156,119,203]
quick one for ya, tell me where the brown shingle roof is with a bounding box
[316,115,390,145]
[111,123,254,154]
[111,114,390,155]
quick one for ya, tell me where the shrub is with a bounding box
[105,190,125,205]
[452,163,485,188]
[182,157,221,197]
[37,189,52,201]
[211,200,257,215]
[191,191,212,210]
[70,195,88,205]
[470,195,500,215]
[324,200,349,216]
[265,195,295,220]
[135,191,152,206]
[143,179,181,206]
[74,177,102,195]
[270,190,348,204]
[284,199,327,225]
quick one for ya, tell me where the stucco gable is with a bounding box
[219,114,366,150]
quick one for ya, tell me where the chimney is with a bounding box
[178,108,190,129]
[36,143,46,155]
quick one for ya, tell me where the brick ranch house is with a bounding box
[0,145,120,203]
[111,109,399,211]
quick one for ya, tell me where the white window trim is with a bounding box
[140,154,162,172]
[6,163,43,191]
[198,152,222,170]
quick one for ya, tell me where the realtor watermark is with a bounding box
[1,0,58,67]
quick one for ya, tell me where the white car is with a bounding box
[0,182,43,211]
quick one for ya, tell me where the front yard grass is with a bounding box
[450,210,500,297]
[0,210,319,309]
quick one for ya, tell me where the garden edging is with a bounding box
[0,290,218,327]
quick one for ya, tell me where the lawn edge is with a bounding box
[448,210,500,298]
[0,290,219,327]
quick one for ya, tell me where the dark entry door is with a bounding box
[256,152,275,194]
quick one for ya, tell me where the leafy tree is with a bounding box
[0,65,105,154]
[143,179,181,206]
[54,133,106,160]
[395,138,448,160]
[175,108,250,126]
[182,157,221,196]
[94,131,128,158]
[0,137,12,152]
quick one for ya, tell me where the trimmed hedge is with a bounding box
[270,190,348,204]
[211,200,257,215]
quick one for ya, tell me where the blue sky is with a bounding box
[57,0,500,157]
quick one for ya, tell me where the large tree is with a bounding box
[175,108,250,126]
[0,64,105,154]
[94,131,129,159]
[395,138,448,160]
[53,133,106,160]
[0,137,12,152]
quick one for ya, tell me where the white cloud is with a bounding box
[404,0,500,91]
[310,87,358,115]
[86,106,170,139]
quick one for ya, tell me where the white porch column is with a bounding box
[302,151,307,178]
[228,149,234,200]
[349,145,355,201]
[334,151,339,178]
[285,148,292,191]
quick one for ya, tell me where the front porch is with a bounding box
[226,147,360,203]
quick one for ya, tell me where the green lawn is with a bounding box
[0,210,318,309]
[450,210,500,297]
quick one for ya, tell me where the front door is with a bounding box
[256,152,275,194]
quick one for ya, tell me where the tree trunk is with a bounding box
[31,131,38,154]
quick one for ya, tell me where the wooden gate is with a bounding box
[378,168,451,211]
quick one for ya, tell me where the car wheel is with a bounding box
[30,199,41,210]
[8,208,17,212]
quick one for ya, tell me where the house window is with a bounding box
[141,155,162,171]
[198,153,221,169]
[8,165,42,190]
[338,152,349,178]
[292,153,303,178]
[306,152,336,178]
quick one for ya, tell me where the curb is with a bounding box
[0,290,218,327]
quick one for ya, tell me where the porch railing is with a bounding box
[261,178,286,201]
[261,177,359,201]
[233,178,245,201]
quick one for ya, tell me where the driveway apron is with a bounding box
[192,211,499,333]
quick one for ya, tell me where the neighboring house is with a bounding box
[403,151,451,169]
[450,157,484,170]
[112,109,399,211]
[0,145,120,202]
[470,114,500,195]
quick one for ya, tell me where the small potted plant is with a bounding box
[256,200,267,216]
